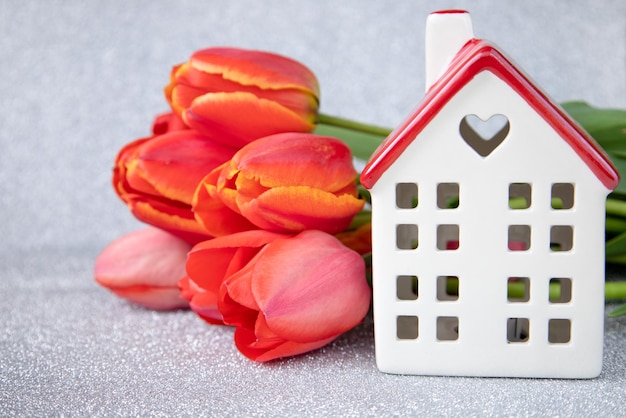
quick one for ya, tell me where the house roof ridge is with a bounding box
[360,38,619,191]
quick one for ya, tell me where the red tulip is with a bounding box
[180,230,287,324]
[193,133,365,236]
[113,123,237,243]
[216,230,371,361]
[95,228,191,310]
[165,47,320,148]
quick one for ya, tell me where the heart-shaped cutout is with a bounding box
[459,114,510,157]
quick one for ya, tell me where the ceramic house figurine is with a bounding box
[360,10,619,378]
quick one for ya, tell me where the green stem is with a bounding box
[606,198,626,218]
[606,216,626,234]
[606,281,626,301]
[318,113,392,137]
[606,254,626,264]
[440,277,626,301]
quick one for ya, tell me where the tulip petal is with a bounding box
[95,228,191,310]
[134,130,237,204]
[234,326,337,362]
[113,137,154,201]
[219,253,261,312]
[171,63,318,122]
[215,161,245,214]
[125,159,170,199]
[219,260,260,329]
[179,276,224,324]
[232,133,358,192]
[185,230,286,324]
[251,313,284,349]
[184,92,315,148]
[186,230,285,283]
[189,47,319,97]
[193,194,257,237]
[239,186,364,234]
[111,286,187,311]
[152,112,188,135]
[251,231,370,343]
[164,64,184,114]
[127,196,212,244]
[192,170,257,237]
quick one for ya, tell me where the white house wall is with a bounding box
[371,70,610,377]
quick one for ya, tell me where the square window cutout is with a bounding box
[550,225,573,251]
[551,183,574,209]
[508,225,531,251]
[397,316,419,340]
[437,276,459,301]
[507,318,530,343]
[396,183,418,209]
[549,278,572,303]
[437,316,459,341]
[507,277,530,302]
[396,224,418,250]
[509,183,531,209]
[437,183,459,209]
[548,319,571,343]
[397,275,418,300]
[437,224,460,250]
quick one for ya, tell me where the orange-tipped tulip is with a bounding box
[193,133,365,235]
[216,230,371,361]
[114,125,237,243]
[95,228,191,310]
[165,47,320,148]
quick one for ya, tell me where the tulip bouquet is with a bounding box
[96,46,626,362]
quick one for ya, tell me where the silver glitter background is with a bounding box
[1,1,625,416]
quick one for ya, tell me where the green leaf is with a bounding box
[562,101,626,152]
[605,216,626,235]
[608,303,626,318]
[605,230,626,257]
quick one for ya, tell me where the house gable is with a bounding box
[360,39,619,191]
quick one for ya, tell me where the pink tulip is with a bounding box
[95,228,191,310]
[217,230,371,361]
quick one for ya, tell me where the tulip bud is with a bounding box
[95,228,191,310]
[216,230,371,361]
[113,121,238,244]
[180,230,287,324]
[193,132,365,236]
[165,47,320,148]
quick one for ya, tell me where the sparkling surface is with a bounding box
[1,1,625,416]
[1,249,625,416]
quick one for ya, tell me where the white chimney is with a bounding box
[425,10,474,91]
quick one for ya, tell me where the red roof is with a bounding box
[360,39,619,190]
